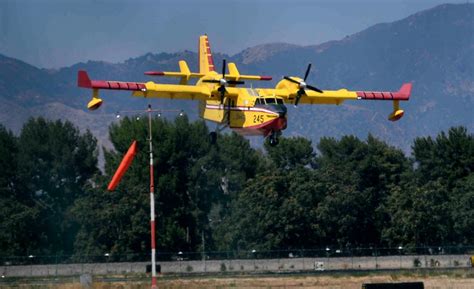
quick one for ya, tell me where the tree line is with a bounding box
[0,117,472,257]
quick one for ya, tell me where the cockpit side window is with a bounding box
[276,99,283,104]
[266,98,276,104]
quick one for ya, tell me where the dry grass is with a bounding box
[2,274,474,289]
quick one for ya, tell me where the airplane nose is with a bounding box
[278,105,287,117]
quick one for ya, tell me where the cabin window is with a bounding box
[276,99,283,104]
[266,98,276,104]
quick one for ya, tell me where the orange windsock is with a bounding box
[107,140,138,191]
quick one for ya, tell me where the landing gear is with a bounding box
[209,131,217,145]
[268,131,280,146]
[209,123,229,145]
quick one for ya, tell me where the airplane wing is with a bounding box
[132,82,211,100]
[297,83,412,104]
[78,70,212,110]
[258,83,411,105]
[258,81,412,121]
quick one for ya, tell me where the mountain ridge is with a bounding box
[0,3,472,152]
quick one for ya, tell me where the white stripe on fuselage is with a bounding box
[205,104,278,116]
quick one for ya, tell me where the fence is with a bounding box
[1,246,473,277]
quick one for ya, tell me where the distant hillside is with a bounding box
[0,3,472,151]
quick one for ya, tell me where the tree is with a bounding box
[72,116,261,255]
[413,126,473,188]
[0,124,39,256]
[315,134,410,246]
[382,180,451,246]
[264,137,315,170]
[217,168,325,251]
[382,127,473,246]
[16,118,98,255]
[190,132,263,251]
[216,137,323,251]
[451,174,474,244]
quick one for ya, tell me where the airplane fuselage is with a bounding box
[199,95,287,137]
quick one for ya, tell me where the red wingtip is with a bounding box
[260,76,273,81]
[78,70,92,88]
[398,83,412,100]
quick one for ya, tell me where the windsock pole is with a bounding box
[148,104,157,289]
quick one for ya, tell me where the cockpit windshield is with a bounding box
[255,97,284,105]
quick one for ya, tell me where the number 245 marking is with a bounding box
[253,115,264,123]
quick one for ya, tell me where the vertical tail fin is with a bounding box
[199,35,215,74]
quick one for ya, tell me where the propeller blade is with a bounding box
[304,63,312,81]
[220,87,226,104]
[284,76,301,84]
[222,59,226,79]
[306,84,323,93]
[227,80,245,85]
[202,80,220,83]
[294,90,304,106]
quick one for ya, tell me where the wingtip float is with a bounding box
[78,35,412,146]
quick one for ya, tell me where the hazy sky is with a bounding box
[0,0,459,68]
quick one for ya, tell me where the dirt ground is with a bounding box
[127,275,473,289]
[2,273,474,289]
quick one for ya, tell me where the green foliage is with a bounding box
[0,118,98,256]
[0,124,40,256]
[314,134,410,246]
[71,116,261,255]
[0,119,472,256]
[413,126,473,188]
[264,137,315,170]
[450,174,474,244]
[383,127,474,246]
[383,180,451,246]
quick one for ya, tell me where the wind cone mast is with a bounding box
[147,104,158,289]
[107,104,159,289]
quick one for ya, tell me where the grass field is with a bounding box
[1,270,474,289]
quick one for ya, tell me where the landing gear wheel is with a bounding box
[209,132,217,145]
[268,132,279,146]
[269,137,279,146]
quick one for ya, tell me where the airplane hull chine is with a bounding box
[231,116,287,136]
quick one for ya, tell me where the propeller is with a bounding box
[203,59,245,104]
[283,63,323,106]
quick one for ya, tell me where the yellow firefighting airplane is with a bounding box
[78,35,411,145]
